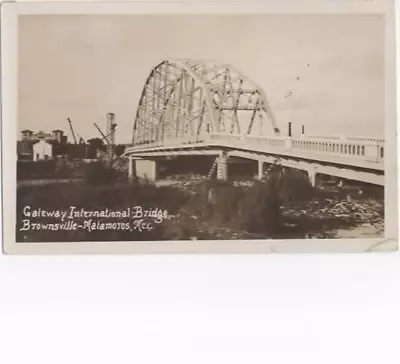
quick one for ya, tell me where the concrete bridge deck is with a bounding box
[124,133,385,186]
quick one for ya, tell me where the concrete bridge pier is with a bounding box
[128,156,136,182]
[128,157,157,183]
[217,154,229,181]
[137,159,157,182]
[257,160,264,180]
[306,166,318,187]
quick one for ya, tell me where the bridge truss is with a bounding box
[132,59,281,145]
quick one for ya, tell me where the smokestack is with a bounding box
[288,122,292,137]
[301,125,305,136]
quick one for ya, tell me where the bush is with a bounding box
[237,179,283,234]
[195,177,283,235]
[83,161,116,185]
[210,182,244,224]
[273,167,315,203]
[16,181,191,242]
[17,160,57,180]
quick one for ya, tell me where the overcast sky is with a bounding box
[18,14,384,143]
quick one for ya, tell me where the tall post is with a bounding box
[307,167,317,187]
[288,122,292,137]
[128,155,136,182]
[106,112,116,165]
[217,153,228,181]
[257,160,264,180]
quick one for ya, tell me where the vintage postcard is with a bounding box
[1,1,398,254]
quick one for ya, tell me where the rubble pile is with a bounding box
[283,197,384,233]
[161,176,256,191]
[157,177,205,194]
[111,158,129,174]
[233,180,254,188]
[161,175,384,239]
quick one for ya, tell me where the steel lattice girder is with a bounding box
[132,59,281,145]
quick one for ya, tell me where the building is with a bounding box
[21,129,34,140]
[33,139,53,161]
[21,129,67,143]
[17,140,34,161]
[51,129,67,144]
[17,129,68,161]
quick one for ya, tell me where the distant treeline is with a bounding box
[17,160,82,180]
[52,139,127,159]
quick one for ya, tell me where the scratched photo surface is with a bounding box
[17,14,385,242]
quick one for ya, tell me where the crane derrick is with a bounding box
[94,115,117,166]
[67,117,78,144]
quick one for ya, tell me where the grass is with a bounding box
[16,165,384,242]
[16,181,189,242]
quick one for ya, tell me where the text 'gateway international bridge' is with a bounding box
[124,59,385,186]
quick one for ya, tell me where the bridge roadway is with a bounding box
[124,133,385,186]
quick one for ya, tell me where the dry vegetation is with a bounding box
[16,161,384,242]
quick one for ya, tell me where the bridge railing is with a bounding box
[128,133,384,162]
[346,136,385,145]
[307,135,343,140]
[209,133,384,162]
[208,133,287,149]
[131,136,205,150]
[289,137,385,160]
[307,135,384,143]
[242,135,287,149]
[208,132,242,142]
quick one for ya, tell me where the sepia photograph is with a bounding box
[1,1,398,253]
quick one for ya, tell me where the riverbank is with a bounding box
[16,175,384,242]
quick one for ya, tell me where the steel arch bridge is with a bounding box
[132,59,281,145]
[126,59,384,187]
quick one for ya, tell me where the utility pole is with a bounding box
[106,113,117,163]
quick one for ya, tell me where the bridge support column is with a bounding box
[307,167,317,187]
[135,159,157,183]
[217,154,228,181]
[128,156,136,182]
[257,160,264,180]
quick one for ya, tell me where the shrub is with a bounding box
[273,167,315,203]
[190,180,242,223]
[17,160,57,180]
[237,179,283,234]
[210,182,244,224]
[83,161,116,185]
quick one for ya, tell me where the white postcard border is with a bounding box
[1,0,397,254]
